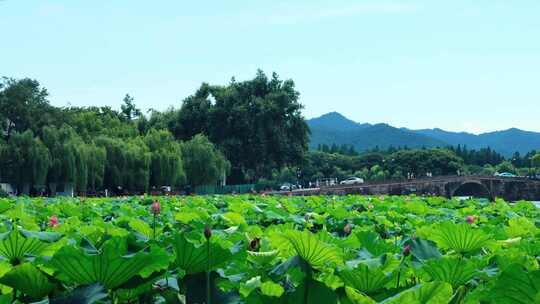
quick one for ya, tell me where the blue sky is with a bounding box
[1,0,539,134]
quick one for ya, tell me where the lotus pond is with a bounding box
[0,195,538,304]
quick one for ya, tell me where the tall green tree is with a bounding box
[181,134,230,187]
[123,138,151,192]
[0,130,50,191]
[532,153,540,168]
[176,70,309,183]
[85,144,106,191]
[96,136,127,191]
[42,126,79,192]
[495,161,516,174]
[120,94,142,121]
[144,129,185,188]
[0,78,58,140]
[386,149,463,177]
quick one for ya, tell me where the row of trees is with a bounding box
[270,148,540,186]
[0,78,232,194]
[316,143,358,156]
[0,127,228,194]
[0,71,308,194]
[1,73,538,194]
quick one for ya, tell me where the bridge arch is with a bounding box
[451,180,493,200]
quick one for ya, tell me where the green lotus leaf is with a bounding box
[381,281,453,304]
[260,281,284,297]
[128,218,155,240]
[279,230,342,269]
[0,263,55,299]
[343,286,377,304]
[172,233,234,274]
[339,263,392,294]
[222,212,247,226]
[505,217,537,238]
[0,229,62,264]
[355,231,394,257]
[489,263,540,304]
[431,222,491,254]
[409,238,442,261]
[247,250,278,266]
[422,256,477,288]
[285,278,338,304]
[49,237,170,289]
[49,284,108,304]
[240,276,261,297]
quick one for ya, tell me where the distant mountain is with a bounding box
[308,112,446,152]
[308,112,371,131]
[307,112,540,156]
[411,128,540,156]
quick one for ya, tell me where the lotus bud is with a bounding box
[466,215,475,224]
[403,245,411,256]
[249,237,260,251]
[204,224,212,240]
[151,200,161,215]
[49,215,58,227]
[343,223,352,235]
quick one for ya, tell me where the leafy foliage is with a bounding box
[422,256,477,288]
[0,263,55,299]
[381,281,453,304]
[489,264,540,304]
[279,230,342,269]
[0,194,534,303]
[339,263,392,293]
[430,222,492,254]
[49,237,170,289]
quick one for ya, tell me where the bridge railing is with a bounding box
[324,174,532,189]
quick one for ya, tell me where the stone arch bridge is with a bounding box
[285,176,540,201]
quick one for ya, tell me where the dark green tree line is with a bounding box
[1,71,303,194]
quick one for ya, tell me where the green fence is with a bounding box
[194,184,256,195]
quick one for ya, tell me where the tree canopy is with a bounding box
[171,70,309,183]
[0,71,310,194]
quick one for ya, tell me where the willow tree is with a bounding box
[42,126,79,193]
[181,134,230,187]
[144,129,185,189]
[123,138,151,192]
[86,144,106,192]
[97,136,150,192]
[0,140,6,182]
[96,136,126,191]
[0,131,50,192]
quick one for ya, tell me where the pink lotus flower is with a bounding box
[367,204,374,209]
[403,245,411,256]
[151,201,161,215]
[49,215,58,227]
[466,215,475,224]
